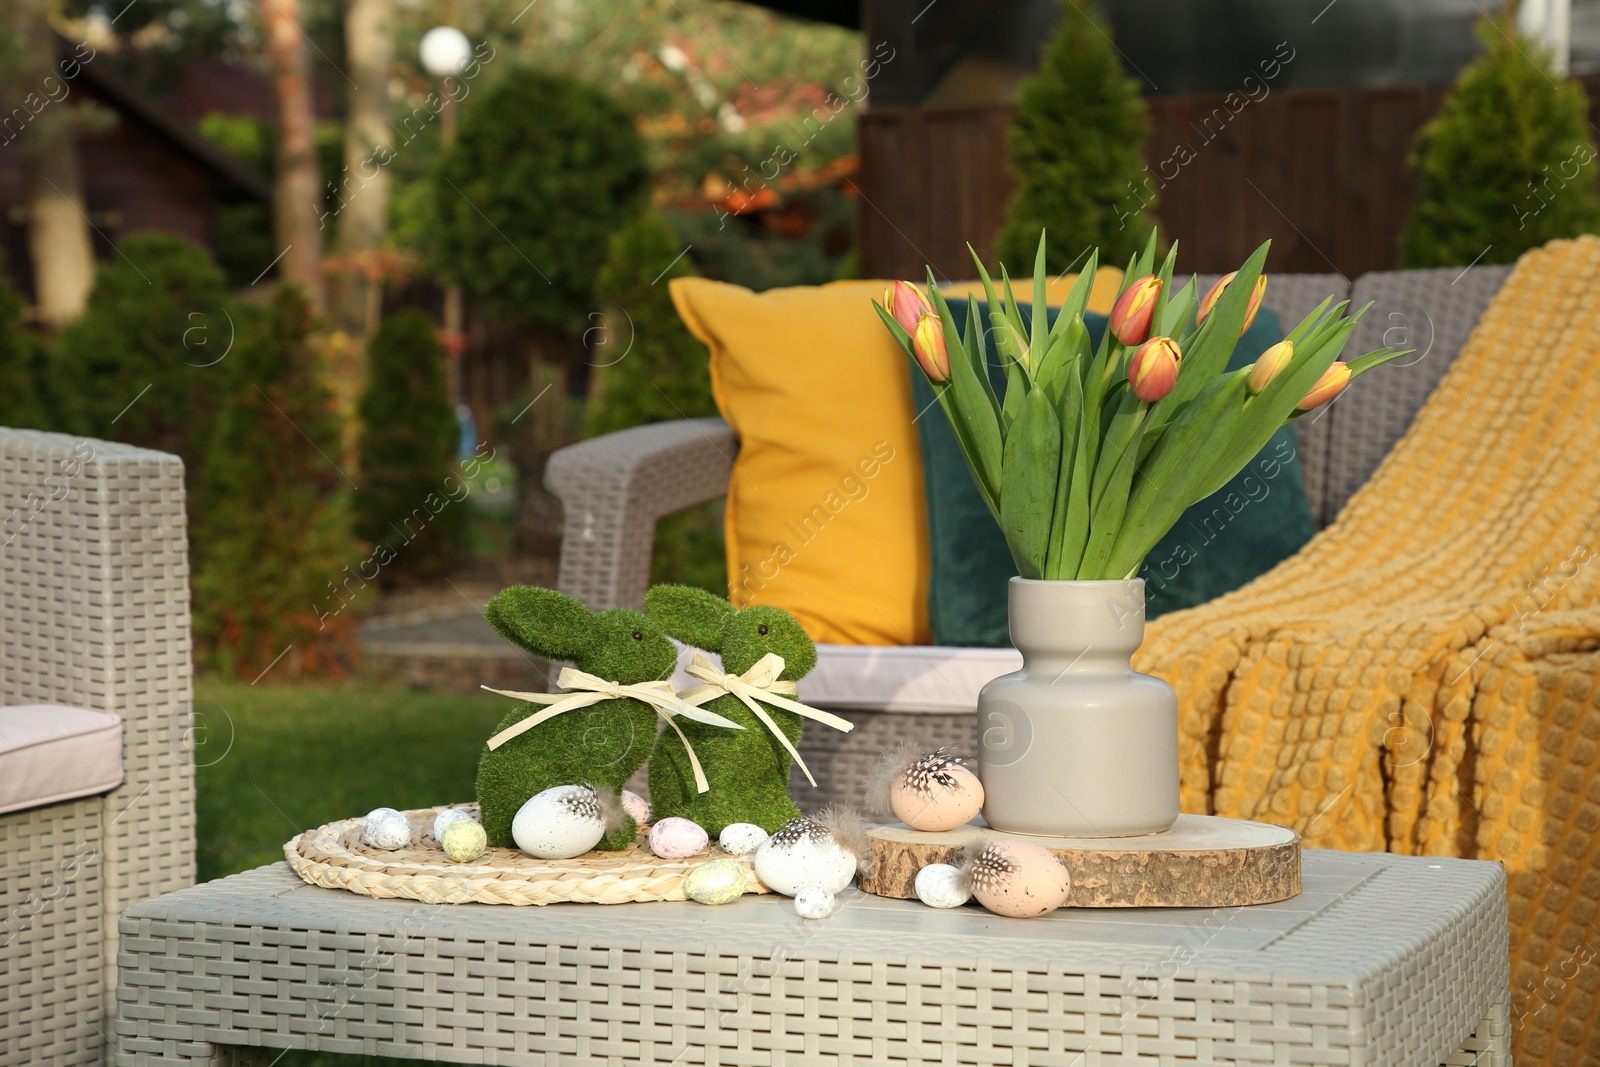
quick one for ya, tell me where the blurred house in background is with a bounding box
[0,37,269,307]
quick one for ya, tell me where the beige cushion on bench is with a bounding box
[670,642,1023,714]
[0,705,124,815]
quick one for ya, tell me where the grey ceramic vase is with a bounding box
[977,577,1180,837]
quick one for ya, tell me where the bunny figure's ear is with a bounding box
[643,584,734,651]
[485,586,595,660]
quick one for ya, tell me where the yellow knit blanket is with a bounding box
[1137,236,1600,1066]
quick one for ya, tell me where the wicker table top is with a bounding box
[114,849,1508,1066]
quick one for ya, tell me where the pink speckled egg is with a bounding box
[968,840,1070,918]
[621,789,651,827]
[648,816,709,860]
[888,755,984,832]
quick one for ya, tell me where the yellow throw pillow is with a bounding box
[670,278,931,645]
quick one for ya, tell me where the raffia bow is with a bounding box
[480,667,742,794]
[678,652,854,787]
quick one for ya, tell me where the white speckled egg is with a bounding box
[432,807,472,844]
[621,789,651,827]
[718,822,768,856]
[914,863,971,909]
[753,817,857,896]
[441,819,487,862]
[649,816,709,860]
[512,785,607,859]
[888,753,984,832]
[968,841,1070,918]
[684,858,748,905]
[363,807,412,850]
[793,883,837,919]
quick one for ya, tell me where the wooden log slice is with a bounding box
[861,814,1300,907]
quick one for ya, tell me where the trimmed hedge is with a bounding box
[995,3,1155,271]
[0,271,46,430]
[1399,18,1600,268]
[432,69,649,332]
[585,212,713,437]
[192,287,360,679]
[355,309,465,581]
[50,233,230,484]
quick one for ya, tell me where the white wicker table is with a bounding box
[112,849,1507,1066]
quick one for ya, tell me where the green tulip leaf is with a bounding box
[1031,233,1049,357]
[1000,387,1061,579]
[1048,249,1099,351]
[1054,366,1094,578]
[970,244,1030,374]
[1078,403,1148,577]
[1156,277,1196,338]
[872,301,914,356]
[1002,356,1027,433]
[996,264,1031,371]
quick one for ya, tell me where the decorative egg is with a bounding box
[362,807,412,850]
[794,883,838,919]
[512,785,608,859]
[432,807,472,844]
[968,840,1070,918]
[621,789,651,827]
[649,816,709,860]
[718,822,768,856]
[440,819,487,862]
[684,858,748,905]
[914,863,971,909]
[753,817,858,896]
[887,752,984,832]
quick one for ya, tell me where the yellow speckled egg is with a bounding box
[968,841,1070,918]
[888,755,984,832]
[684,858,748,905]
[441,819,487,862]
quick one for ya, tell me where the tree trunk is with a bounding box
[260,0,325,312]
[24,130,96,328]
[333,0,394,338]
[6,0,95,327]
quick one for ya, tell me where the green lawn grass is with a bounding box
[194,679,506,1066]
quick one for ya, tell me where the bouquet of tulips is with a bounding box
[874,233,1407,581]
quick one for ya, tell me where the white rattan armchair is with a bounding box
[0,430,195,1066]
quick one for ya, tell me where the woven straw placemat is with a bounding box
[285,804,771,905]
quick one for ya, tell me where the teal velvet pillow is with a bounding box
[914,303,1314,647]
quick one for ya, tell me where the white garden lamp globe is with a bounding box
[420,26,472,77]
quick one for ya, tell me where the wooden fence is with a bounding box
[858,76,1600,280]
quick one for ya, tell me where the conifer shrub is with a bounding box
[585,213,714,436]
[585,212,723,593]
[192,287,361,679]
[995,3,1155,271]
[1398,17,1600,267]
[0,272,47,430]
[50,233,230,484]
[355,309,465,582]
[432,69,649,333]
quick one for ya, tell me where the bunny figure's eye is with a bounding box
[631,630,643,641]
[757,624,769,636]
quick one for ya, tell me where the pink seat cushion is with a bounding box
[0,704,124,815]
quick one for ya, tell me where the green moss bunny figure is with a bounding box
[474,586,678,851]
[645,584,852,834]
